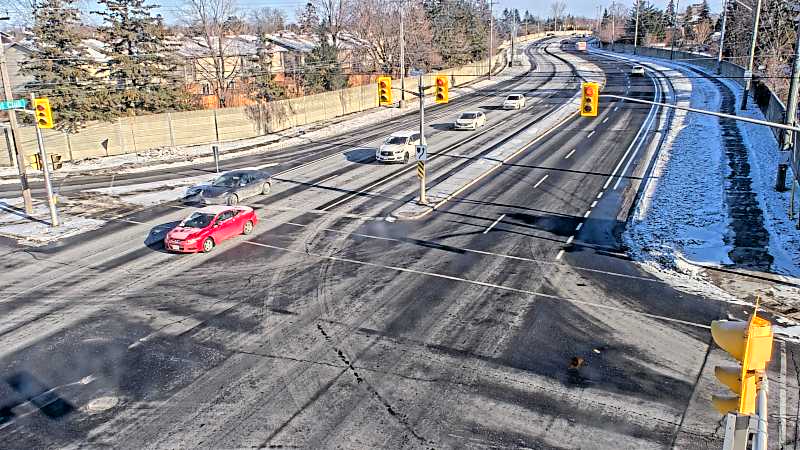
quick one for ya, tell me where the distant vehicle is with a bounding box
[576,41,587,51]
[546,32,555,37]
[503,94,526,110]
[164,205,258,253]
[453,111,487,130]
[376,131,421,163]
[631,65,646,76]
[184,169,272,206]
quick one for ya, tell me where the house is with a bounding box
[0,32,35,97]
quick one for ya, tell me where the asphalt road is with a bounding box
[0,40,797,449]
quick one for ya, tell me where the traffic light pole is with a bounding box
[741,0,763,110]
[418,73,426,205]
[30,94,58,227]
[753,378,769,450]
[399,5,406,108]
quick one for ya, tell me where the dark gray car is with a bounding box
[184,169,272,206]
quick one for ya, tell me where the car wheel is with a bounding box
[202,237,215,253]
[403,152,409,164]
[261,182,271,195]
[226,195,238,206]
[242,220,254,235]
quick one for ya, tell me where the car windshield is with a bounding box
[181,212,216,229]
[211,173,242,187]
[506,95,521,100]
[459,113,478,119]
[386,136,408,145]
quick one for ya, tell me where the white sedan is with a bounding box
[631,66,646,76]
[453,111,487,130]
[503,94,526,110]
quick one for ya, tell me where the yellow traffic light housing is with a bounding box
[30,154,43,171]
[33,97,54,129]
[711,313,773,415]
[580,82,599,117]
[50,154,62,170]
[435,75,448,104]
[377,76,392,106]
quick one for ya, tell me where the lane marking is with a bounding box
[596,192,603,199]
[317,174,340,185]
[533,174,549,188]
[483,214,506,234]
[564,149,576,159]
[614,106,619,112]
[555,249,565,260]
[602,117,609,124]
[587,130,595,139]
[583,210,591,218]
[565,235,574,245]
[590,200,598,209]
[254,162,280,170]
[575,222,583,231]
[243,240,711,329]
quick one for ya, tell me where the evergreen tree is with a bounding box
[302,33,346,94]
[626,1,665,44]
[698,0,711,23]
[21,0,107,132]
[94,0,187,115]
[665,0,676,27]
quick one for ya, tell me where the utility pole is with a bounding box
[0,15,33,214]
[741,0,763,110]
[717,0,729,74]
[777,17,800,192]
[30,94,58,227]
[633,0,641,55]
[670,0,680,60]
[488,0,494,79]
[510,12,516,67]
[611,2,616,51]
[399,4,406,108]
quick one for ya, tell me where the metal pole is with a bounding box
[611,2,616,51]
[488,0,494,79]
[0,25,33,214]
[31,95,58,227]
[777,19,800,191]
[510,12,516,67]
[741,0,763,110]
[717,0,729,74]
[633,0,641,55]
[670,0,680,60]
[399,4,406,108]
[753,377,768,450]
[418,73,426,205]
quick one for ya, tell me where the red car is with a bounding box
[164,205,258,253]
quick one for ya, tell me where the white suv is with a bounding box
[503,94,526,110]
[376,131,421,164]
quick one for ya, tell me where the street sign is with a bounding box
[0,99,27,111]
[415,144,427,161]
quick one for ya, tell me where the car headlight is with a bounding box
[185,238,198,245]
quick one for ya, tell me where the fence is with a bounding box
[0,30,586,166]
[603,43,787,142]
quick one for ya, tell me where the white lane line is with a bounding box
[612,78,661,190]
[602,117,609,124]
[564,149,576,159]
[483,214,506,234]
[243,240,711,329]
[590,200,598,209]
[317,174,340,185]
[555,249,565,260]
[533,174,549,188]
[602,76,661,191]
[575,222,583,231]
[254,162,280,170]
[116,218,144,225]
[583,210,591,218]
[565,235,574,245]
[614,106,619,112]
[780,341,787,447]
[587,130,595,139]
[597,192,603,199]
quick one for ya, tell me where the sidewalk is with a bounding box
[0,198,104,246]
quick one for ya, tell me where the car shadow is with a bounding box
[479,105,505,111]
[144,221,180,253]
[430,123,455,131]
[344,147,378,165]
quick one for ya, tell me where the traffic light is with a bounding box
[377,76,392,106]
[711,314,773,415]
[435,75,448,104]
[580,82,599,117]
[50,154,62,170]
[30,154,43,171]
[33,97,54,129]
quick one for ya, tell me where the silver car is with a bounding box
[184,169,272,206]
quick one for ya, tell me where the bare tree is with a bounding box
[249,7,286,35]
[692,21,713,46]
[314,0,352,44]
[550,1,566,31]
[183,0,244,107]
